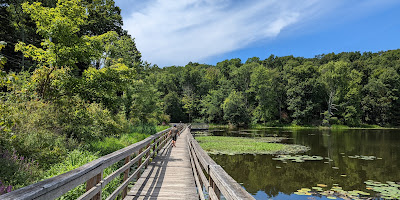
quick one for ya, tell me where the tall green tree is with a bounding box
[319,61,362,125]
[222,90,250,125]
[285,62,322,124]
[79,0,124,36]
[250,65,279,123]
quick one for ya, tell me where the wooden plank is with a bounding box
[189,142,211,192]
[106,153,152,200]
[125,127,197,200]
[188,143,205,200]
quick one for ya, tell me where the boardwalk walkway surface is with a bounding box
[125,128,198,200]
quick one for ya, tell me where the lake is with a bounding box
[201,128,400,200]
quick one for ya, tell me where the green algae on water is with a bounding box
[196,136,309,155]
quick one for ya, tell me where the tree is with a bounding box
[250,65,279,123]
[285,62,322,124]
[163,91,185,122]
[79,0,124,36]
[362,67,399,125]
[216,58,241,78]
[222,90,250,126]
[200,89,225,123]
[319,61,362,125]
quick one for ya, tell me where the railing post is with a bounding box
[156,138,161,153]
[152,138,156,158]
[122,155,131,199]
[136,148,143,180]
[145,143,151,168]
[213,181,221,200]
[208,175,214,198]
[86,172,102,200]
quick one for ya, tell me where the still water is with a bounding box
[205,128,400,199]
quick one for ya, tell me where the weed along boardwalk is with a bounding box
[125,128,198,200]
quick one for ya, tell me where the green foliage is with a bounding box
[285,62,322,124]
[222,90,250,126]
[57,96,129,141]
[201,89,225,123]
[250,65,280,123]
[196,136,309,154]
[0,149,42,190]
[130,123,157,135]
[79,0,124,36]
[89,132,149,155]
[43,149,124,200]
[44,149,98,178]
[0,41,6,68]
[163,91,185,122]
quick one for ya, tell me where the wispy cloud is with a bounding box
[121,0,397,66]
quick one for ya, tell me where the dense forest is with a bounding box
[0,0,399,196]
[155,50,400,127]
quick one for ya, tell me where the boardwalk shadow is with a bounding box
[131,141,177,199]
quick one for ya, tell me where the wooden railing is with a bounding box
[187,125,255,200]
[1,125,185,200]
[191,123,209,130]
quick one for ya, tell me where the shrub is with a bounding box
[11,130,71,168]
[130,123,157,135]
[0,149,42,190]
[44,150,122,200]
[0,180,13,195]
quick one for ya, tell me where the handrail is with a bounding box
[2,124,186,200]
[187,125,255,200]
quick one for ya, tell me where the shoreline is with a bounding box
[208,124,400,130]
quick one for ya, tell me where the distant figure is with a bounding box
[169,124,179,147]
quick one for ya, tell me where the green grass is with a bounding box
[196,136,309,155]
[89,125,169,156]
[156,125,170,132]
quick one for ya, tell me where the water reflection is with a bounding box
[205,128,400,199]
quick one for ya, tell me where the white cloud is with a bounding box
[121,0,397,66]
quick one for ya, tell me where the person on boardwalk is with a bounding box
[169,124,178,147]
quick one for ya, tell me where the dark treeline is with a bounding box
[154,51,400,127]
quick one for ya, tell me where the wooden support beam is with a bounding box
[86,172,102,200]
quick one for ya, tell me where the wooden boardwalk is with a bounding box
[125,128,198,200]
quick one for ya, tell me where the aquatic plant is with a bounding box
[294,181,400,200]
[347,155,381,160]
[196,136,309,154]
[272,155,324,163]
[364,180,400,199]
[294,184,371,199]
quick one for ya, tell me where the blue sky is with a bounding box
[114,0,400,67]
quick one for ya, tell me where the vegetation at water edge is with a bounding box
[196,136,309,155]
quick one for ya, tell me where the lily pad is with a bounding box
[273,155,324,163]
[348,155,377,160]
[364,180,400,199]
[295,183,375,199]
